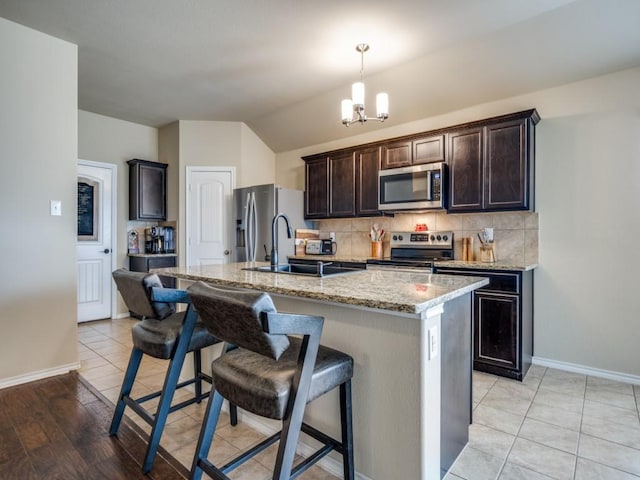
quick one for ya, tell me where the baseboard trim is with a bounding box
[223,406,371,480]
[532,356,640,385]
[0,362,81,390]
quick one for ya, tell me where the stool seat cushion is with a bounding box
[133,312,219,359]
[210,337,354,420]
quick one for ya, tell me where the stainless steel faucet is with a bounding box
[270,213,293,270]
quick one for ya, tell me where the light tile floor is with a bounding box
[78,317,640,480]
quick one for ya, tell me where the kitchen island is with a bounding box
[153,262,488,480]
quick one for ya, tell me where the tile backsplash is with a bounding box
[312,211,539,265]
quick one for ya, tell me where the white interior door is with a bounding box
[187,167,234,266]
[77,161,116,322]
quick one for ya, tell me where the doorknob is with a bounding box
[224,250,230,255]
[103,248,110,254]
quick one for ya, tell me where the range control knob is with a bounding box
[430,235,435,241]
[436,235,442,241]
[392,235,398,241]
[443,235,449,241]
[398,235,403,241]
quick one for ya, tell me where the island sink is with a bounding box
[243,263,362,278]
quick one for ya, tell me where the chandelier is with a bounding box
[341,43,389,126]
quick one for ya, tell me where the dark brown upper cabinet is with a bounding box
[328,152,356,217]
[128,159,167,221]
[448,110,539,213]
[413,134,445,165]
[303,147,380,219]
[381,134,445,169]
[304,156,329,219]
[381,140,412,169]
[304,109,538,218]
[355,146,381,216]
[447,128,484,211]
[484,118,530,210]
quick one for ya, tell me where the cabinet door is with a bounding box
[381,140,412,169]
[329,152,356,217]
[447,128,483,212]
[474,292,519,371]
[413,134,445,164]
[129,160,167,221]
[304,157,328,218]
[356,147,380,216]
[485,118,528,210]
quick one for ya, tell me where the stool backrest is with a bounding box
[112,269,175,319]
[187,281,290,360]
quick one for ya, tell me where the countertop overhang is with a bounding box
[152,262,489,316]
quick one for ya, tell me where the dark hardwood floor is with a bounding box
[0,372,188,479]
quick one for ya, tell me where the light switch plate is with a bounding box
[50,200,62,216]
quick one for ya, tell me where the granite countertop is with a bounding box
[152,262,488,316]
[289,254,537,272]
[128,253,177,257]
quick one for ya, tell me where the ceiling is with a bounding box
[1,0,640,152]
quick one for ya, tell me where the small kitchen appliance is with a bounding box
[305,239,337,255]
[163,226,175,253]
[145,226,165,254]
[366,231,453,272]
[378,162,446,211]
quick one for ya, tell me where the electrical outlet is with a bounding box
[329,231,336,241]
[428,326,439,360]
[50,200,62,216]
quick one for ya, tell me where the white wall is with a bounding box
[162,120,275,266]
[78,110,159,316]
[276,67,640,378]
[0,18,78,384]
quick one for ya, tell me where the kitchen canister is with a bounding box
[479,244,496,263]
[371,240,383,258]
[461,237,474,261]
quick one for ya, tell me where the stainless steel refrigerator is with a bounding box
[233,184,308,263]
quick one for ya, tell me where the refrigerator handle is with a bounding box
[250,192,258,262]
[243,192,251,261]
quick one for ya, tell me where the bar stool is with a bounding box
[109,269,238,473]
[187,281,355,480]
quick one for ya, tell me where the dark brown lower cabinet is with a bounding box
[129,254,177,288]
[128,254,178,318]
[435,267,533,381]
[475,291,519,371]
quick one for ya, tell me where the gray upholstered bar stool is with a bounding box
[187,281,355,480]
[109,269,238,473]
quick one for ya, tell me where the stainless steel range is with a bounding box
[366,231,454,272]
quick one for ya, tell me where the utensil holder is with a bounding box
[371,240,383,258]
[479,244,496,263]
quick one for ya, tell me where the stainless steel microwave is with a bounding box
[378,162,446,211]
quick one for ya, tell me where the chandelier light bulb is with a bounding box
[376,92,389,119]
[352,82,365,107]
[341,99,353,123]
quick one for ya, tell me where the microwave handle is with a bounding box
[426,170,433,200]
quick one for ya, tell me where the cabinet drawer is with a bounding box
[147,256,177,269]
[436,268,520,293]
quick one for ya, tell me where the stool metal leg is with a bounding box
[142,342,191,473]
[193,350,203,401]
[190,390,225,480]
[109,348,143,435]
[340,380,355,480]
